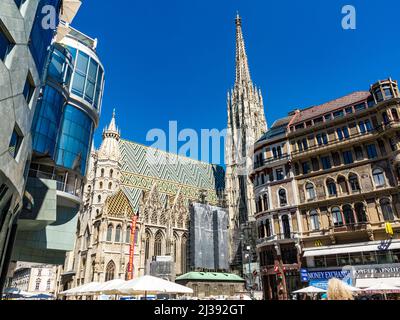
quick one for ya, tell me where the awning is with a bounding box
[60,0,82,24]
[303,240,400,257]
[356,278,400,288]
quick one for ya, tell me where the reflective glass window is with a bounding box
[0,25,13,61]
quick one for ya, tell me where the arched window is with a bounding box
[310,210,320,231]
[337,176,349,195]
[391,108,399,121]
[85,229,90,249]
[332,207,343,227]
[349,173,361,192]
[343,205,355,225]
[373,168,385,187]
[355,203,367,223]
[306,183,316,200]
[115,225,121,242]
[98,195,101,203]
[87,185,91,193]
[380,199,395,221]
[277,146,282,158]
[279,189,287,207]
[181,236,187,273]
[257,197,263,213]
[110,169,114,178]
[145,232,151,261]
[99,182,103,189]
[154,231,163,257]
[173,236,178,262]
[105,261,115,281]
[126,226,131,243]
[326,178,337,196]
[263,194,269,211]
[108,182,112,190]
[265,219,272,237]
[382,111,390,124]
[272,147,277,159]
[282,215,291,239]
[101,169,104,177]
[106,224,113,242]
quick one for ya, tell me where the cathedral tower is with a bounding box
[225,14,267,271]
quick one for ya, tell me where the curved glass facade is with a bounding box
[32,45,74,158]
[68,46,104,110]
[55,105,94,176]
[29,0,62,74]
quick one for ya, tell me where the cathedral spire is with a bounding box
[235,12,252,87]
[99,110,121,161]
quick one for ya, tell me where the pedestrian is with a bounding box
[327,278,354,300]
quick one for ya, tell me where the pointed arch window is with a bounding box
[332,207,343,227]
[100,168,104,177]
[282,215,291,239]
[99,182,103,189]
[126,226,131,243]
[343,205,355,225]
[98,195,101,203]
[181,236,187,274]
[265,219,272,237]
[380,199,395,221]
[173,236,178,262]
[105,261,115,281]
[110,169,114,178]
[263,194,269,211]
[337,176,349,195]
[106,224,113,242]
[108,182,112,190]
[349,173,361,192]
[327,178,337,196]
[115,225,122,242]
[306,183,316,200]
[278,189,287,207]
[145,232,151,261]
[355,203,367,223]
[310,210,320,231]
[391,108,399,121]
[154,232,163,256]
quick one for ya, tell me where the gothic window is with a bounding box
[145,231,151,261]
[154,231,163,257]
[310,210,320,231]
[337,176,349,195]
[305,183,316,200]
[373,168,386,187]
[332,207,343,227]
[151,212,158,225]
[343,205,355,225]
[326,178,337,196]
[263,194,269,211]
[258,221,265,239]
[181,236,187,274]
[173,235,178,263]
[391,108,399,121]
[281,215,291,239]
[84,229,90,249]
[105,261,115,281]
[126,226,131,244]
[101,169,104,177]
[257,197,263,213]
[110,169,114,178]
[99,182,103,189]
[278,189,287,207]
[115,225,122,242]
[349,173,361,192]
[380,199,395,221]
[108,182,112,190]
[98,195,101,203]
[106,224,113,241]
[265,219,272,237]
[355,203,368,223]
[382,111,390,124]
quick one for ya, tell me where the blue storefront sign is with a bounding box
[300,269,309,282]
[307,270,352,290]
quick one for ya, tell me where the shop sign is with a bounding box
[353,264,400,279]
[300,269,309,282]
[307,270,352,290]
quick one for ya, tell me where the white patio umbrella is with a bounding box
[363,282,400,299]
[59,282,101,296]
[116,275,193,299]
[89,279,127,295]
[293,286,327,294]
[60,0,82,23]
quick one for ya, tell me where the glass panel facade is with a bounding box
[47,45,74,86]
[29,0,62,74]
[69,47,104,109]
[32,86,65,157]
[55,105,94,175]
[0,26,13,61]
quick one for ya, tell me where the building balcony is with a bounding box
[256,232,298,247]
[253,154,291,171]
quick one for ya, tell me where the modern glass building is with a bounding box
[11,22,104,264]
[0,0,63,295]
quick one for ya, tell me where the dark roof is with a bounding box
[291,91,371,124]
[256,116,293,143]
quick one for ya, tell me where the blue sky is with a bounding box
[72,0,400,165]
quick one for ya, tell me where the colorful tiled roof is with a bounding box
[119,139,225,210]
[291,91,371,124]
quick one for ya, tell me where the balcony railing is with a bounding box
[257,232,297,245]
[28,169,83,198]
[254,153,290,170]
[291,119,400,158]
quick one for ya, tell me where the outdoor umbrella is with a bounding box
[60,282,101,296]
[293,286,327,294]
[89,279,127,295]
[363,282,400,299]
[116,275,193,299]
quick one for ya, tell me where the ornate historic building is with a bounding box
[251,78,400,299]
[225,14,267,274]
[59,113,225,290]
